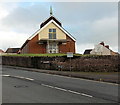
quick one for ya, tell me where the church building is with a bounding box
[20,8,76,54]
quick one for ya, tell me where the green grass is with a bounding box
[3,53,66,57]
[2,53,115,57]
[3,53,82,57]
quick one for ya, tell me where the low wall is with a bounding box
[2,55,119,72]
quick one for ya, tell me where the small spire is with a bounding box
[50,6,53,16]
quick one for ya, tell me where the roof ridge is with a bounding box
[41,15,62,25]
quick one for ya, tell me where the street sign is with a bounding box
[67,52,73,58]
[67,52,73,71]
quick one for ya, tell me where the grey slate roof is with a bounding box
[83,49,92,55]
[6,48,20,53]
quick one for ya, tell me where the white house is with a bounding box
[89,42,118,55]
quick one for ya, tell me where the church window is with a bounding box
[49,29,56,39]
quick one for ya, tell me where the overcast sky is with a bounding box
[0,2,118,54]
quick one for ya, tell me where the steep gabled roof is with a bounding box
[28,19,76,41]
[20,40,29,50]
[40,15,62,28]
[0,49,4,53]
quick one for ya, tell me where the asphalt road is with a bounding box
[2,66,119,103]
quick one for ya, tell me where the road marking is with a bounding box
[3,74,34,81]
[81,93,93,98]
[54,87,67,92]
[13,76,34,81]
[41,83,93,98]
[67,89,92,97]
[68,90,81,95]
[2,75,10,77]
[41,84,54,88]
[24,77,34,81]
[14,76,25,79]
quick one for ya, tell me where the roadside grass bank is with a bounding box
[2,53,105,57]
[2,53,83,57]
[3,53,67,57]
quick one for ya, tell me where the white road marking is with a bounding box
[41,83,93,98]
[24,78,34,81]
[81,93,93,98]
[13,76,34,81]
[14,76,25,79]
[3,74,34,81]
[54,87,67,92]
[2,75,10,77]
[67,90,93,98]
[68,90,81,95]
[41,84,54,88]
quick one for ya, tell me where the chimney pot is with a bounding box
[105,45,109,49]
[100,41,104,46]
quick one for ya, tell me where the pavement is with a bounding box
[2,66,119,103]
[3,65,119,84]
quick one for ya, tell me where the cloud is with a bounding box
[76,43,94,54]
[91,16,118,46]
[0,3,49,52]
[52,2,117,24]
[0,31,29,51]
[0,2,118,53]
[0,5,8,20]
[75,16,118,53]
[0,3,48,34]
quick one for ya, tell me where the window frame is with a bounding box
[49,28,56,39]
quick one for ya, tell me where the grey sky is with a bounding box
[0,2,118,53]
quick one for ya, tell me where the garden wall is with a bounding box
[2,55,119,72]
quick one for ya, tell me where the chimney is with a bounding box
[105,45,109,49]
[100,41,104,46]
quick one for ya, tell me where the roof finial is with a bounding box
[50,6,53,16]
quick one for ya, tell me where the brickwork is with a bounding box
[21,34,46,54]
[21,34,75,54]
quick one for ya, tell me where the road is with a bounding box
[2,66,119,103]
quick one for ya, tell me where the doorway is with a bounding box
[47,42,58,53]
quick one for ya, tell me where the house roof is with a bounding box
[0,49,4,53]
[6,48,20,53]
[83,49,92,55]
[40,15,62,28]
[21,40,29,50]
[28,18,76,41]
